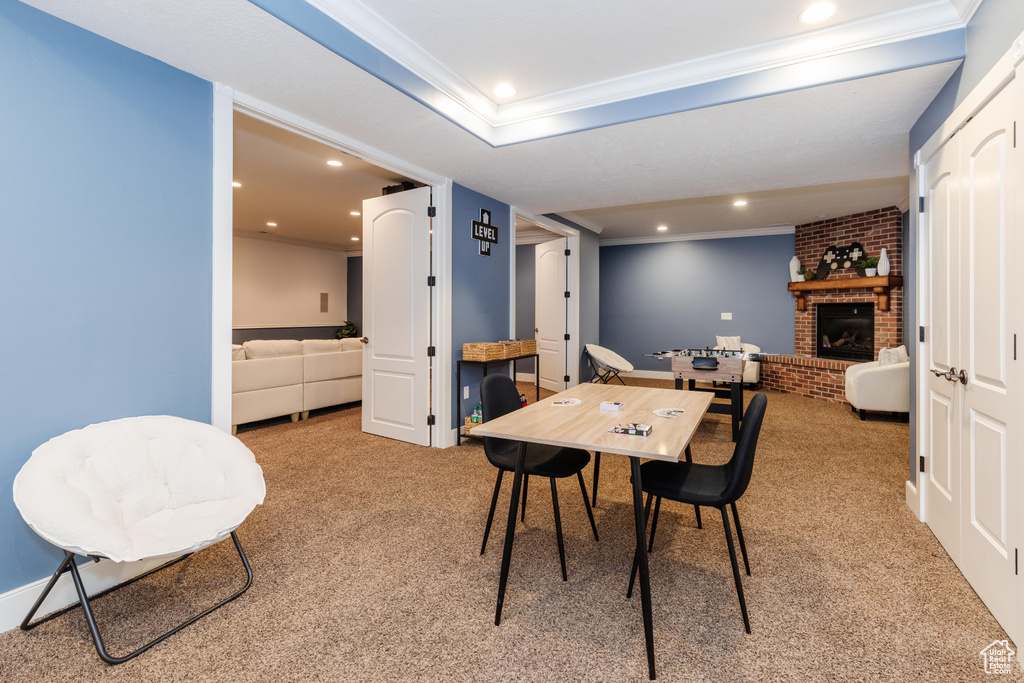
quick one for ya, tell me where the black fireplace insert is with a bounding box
[817,303,874,361]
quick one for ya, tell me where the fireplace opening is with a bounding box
[817,303,874,361]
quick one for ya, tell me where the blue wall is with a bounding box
[347,255,363,335]
[451,184,511,427]
[515,244,537,374]
[600,235,795,372]
[0,2,213,592]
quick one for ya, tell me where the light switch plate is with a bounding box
[721,312,732,320]
[464,386,469,399]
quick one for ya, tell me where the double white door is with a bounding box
[535,238,568,392]
[922,79,1018,637]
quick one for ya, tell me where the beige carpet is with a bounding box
[0,384,1019,682]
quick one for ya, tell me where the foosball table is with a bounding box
[645,348,761,441]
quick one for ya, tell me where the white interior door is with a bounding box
[957,82,1017,632]
[361,186,432,446]
[924,136,962,562]
[536,238,567,392]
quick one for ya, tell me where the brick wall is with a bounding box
[767,206,904,403]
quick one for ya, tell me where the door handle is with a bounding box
[359,337,369,344]
[954,368,968,385]
[931,368,945,378]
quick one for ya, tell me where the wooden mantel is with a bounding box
[787,275,903,311]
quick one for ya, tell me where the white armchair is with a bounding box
[714,336,760,385]
[845,359,910,420]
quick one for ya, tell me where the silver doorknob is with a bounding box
[931,368,945,378]
[954,368,968,384]
[359,337,369,344]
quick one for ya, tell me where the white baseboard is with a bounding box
[0,555,177,634]
[515,372,536,382]
[905,479,922,521]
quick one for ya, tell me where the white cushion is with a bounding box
[231,344,246,361]
[340,338,363,352]
[232,355,303,393]
[242,339,303,359]
[13,416,265,563]
[716,335,742,350]
[585,344,633,372]
[302,339,343,355]
[304,349,361,383]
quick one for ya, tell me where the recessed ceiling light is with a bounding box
[327,160,343,167]
[800,2,836,24]
[733,200,748,207]
[351,237,359,241]
[350,211,361,216]
[232,181,241,188]
[266,222,277,227]
[657,225,668,231]
[493,83,517,99]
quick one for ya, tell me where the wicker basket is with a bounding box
[500,340,523,358]
[464,417,484,434]
[519,339,537,355]
[463,342,505,361]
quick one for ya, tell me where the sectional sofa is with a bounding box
[231,338,362,432]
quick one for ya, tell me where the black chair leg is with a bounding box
[521,474,529,522]
[550,477,567,581]
[576,471,599,541]
[684,445,702,529]
[859,409,866,421]
[647,496,661,553]
[481,469,504,555]
[627,493,655,598]
[592,452,601,506]
[721,507,751,634]
[730,502,750,576]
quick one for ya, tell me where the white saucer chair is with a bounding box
[14,415,266,665]
[585,344,634,385]
[713,336,761,386]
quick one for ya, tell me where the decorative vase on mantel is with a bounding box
[877,248,890,276]
[864,268,877,277]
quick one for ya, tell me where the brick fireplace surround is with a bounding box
[759,206,903,404]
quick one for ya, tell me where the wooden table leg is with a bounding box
[630,456,656,680]
[495,442,527,625]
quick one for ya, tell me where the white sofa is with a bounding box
[231,338,362,431]
[845,348,910,420]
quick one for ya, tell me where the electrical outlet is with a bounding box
[721,312,732,320]
[463,386,469,400]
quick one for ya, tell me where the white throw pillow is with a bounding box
[716,335,742,350]
[231,345,246,361]
[878,347,899,366]
[894,344,909,363]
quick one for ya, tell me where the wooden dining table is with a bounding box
[472,382,714,680]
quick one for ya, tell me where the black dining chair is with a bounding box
[479,374,599,580]
[627,392,767,633]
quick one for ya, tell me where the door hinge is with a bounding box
[1016,548,1018,575]
[919,196,925,213]
[564,333,570,341]
[426,414,435,426]
[564,291,570,298]
[564,249,571,256]
[919,455,925,473]
[427,346,435,357]
[427,275,436,287]
[563,375,570,383]
[1013,121,1016,149]
[427,206,436,218]
[1014,333,1017,360]
[919,326,926,343]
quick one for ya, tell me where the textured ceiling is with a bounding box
[20,0,967,240]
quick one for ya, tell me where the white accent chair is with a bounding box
[585,344,634,384]
[14,416,266,664]
[845,346,911,421]
[714,336,761,386]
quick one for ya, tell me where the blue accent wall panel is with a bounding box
[0,2,213,593]
[347,255,363,335]
[515,245,536,374]
[451,184,510,427]
[600,235,795,373]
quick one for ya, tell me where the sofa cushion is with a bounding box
[340,338,363,352]
[231,344,246,361]
[304,350,361,383]
[878,346,909,366]
[232,355,304,393]
[242,339,303,359]
[302,339,343,355]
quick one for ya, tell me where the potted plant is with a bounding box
[802,267,816,281]
[858,256,880,277]
[336,321,359,339]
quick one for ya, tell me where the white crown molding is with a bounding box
[599,225,795,247]
[305,0,965,128]
[554,212,605,234]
